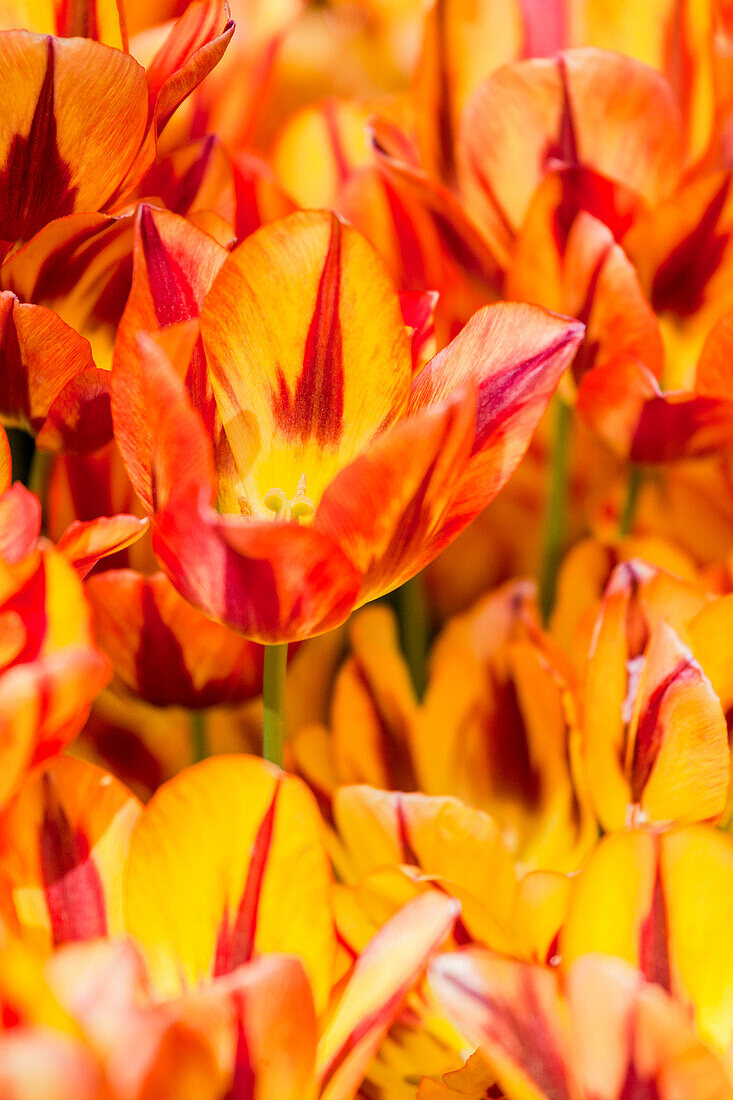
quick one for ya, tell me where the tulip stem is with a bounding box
[538,396,571,626]
[190,710,208,763]
[27,447,53,503]
[618,465,642,538]
[262,643,288,767]
[398,572,429,699]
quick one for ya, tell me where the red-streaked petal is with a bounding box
[200,209,413,514]
[145,0,235,134]
[409,303,584,542]
[85,569,265,707]
[56,514,150,579]
[112,204,226,510]
[123,754,336,1010]
[317,892,459,1100]
[0,291,98,443]
[0,32,148,241]
[314,390,476,605]
[0,756,141,950]
[0,425,10,494]
[429,949,580,1100]
[460,48,682,236]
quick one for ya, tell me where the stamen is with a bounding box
[263,476,315,522]
[264,488,287,515]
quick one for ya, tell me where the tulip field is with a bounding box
[4,0,733,1096]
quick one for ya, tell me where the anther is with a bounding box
[264,487,287,515]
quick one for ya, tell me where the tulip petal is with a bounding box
[0,32,148,241]
[429,949,579,1100]
[460,49,682,238]
[123,754,336,1010]
[0,291,103,444]
[317,891,459,1100]
[144,0,235,134]
[129,335,361,642]
[0,483,41,564]
[626,622,729,824]
[112,204,227,511]
[85,569,265,707]
[315,388,475,603]
[333,786,516,944]
[201,210,413,514]
[0,756,141,949]
[56,514,149,579]
[0,425,10,494]
[408,303,584,546]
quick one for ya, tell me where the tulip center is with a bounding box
[263,473,315,523]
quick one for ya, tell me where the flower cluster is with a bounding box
[2,0,733,1097]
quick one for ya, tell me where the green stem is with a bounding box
[189,710,208,763]
[538,396,572,626]
[398,572,429,700]
[28,446,53,504]
[262,643,288,767]
[618,465,642,538]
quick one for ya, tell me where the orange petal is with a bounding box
[112,203,226,511]
[0,755,141,950]
[133,338,360,643]
[314,388,476,605]
[0,647,110,807]
[0,291,101,446]
[328,605,418,792]
[460,49,682,237]
[207,955,318,1100]
[0,32,148,241]
[625,622,729,825]
[317,891,459,1100]
[144,0,235,135]
[412,0,523,187]
[123,754,336,1010]
[429,949,580,1100]
[561,825,733,1049]
[580,559,711,830]
[408,303,584,544]
[0,1030,105,1100]
[271,99,374,210]
[56,514,149,579]
[0,425,10,493]
[85,569,265,707]
[333,786,516,941]
[201,210,413,515]
[624,172,733,341]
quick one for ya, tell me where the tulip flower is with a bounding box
[561,824,733,1051]
[429,948,733,1099]
[112,206,582,760]
[291,588,595,873]
[121,752,460,1097]
[581,558,730,830]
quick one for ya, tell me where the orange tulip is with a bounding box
[47,442,270,711]
[291,588,594,873]
[579,558,730,830]
[0,3,233,249]
[429,948,733,1099]
[112,207,583,643]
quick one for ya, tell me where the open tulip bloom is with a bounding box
[112,207,582,755]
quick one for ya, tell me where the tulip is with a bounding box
[112,206,582,761]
